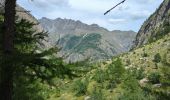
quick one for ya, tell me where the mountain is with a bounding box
[39,17,136,62]
[132,0,170,48]
[47,0,170,99]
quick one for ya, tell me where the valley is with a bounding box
[0,0,169,100]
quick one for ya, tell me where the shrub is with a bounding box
[105,58,125,90]
[148,72,161,84]
[90,88,105,100]
[162,53,170,66]
[126,59,131,65]
[73,79,88,96]
[160,66,170,86]
[106,58,125,84]
[129,68,145,80]
[120,74,146,100]
[93,69,107,83]
[153,53,161,63]
[143,52,148,57]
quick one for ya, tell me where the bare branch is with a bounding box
[104,0,126,15]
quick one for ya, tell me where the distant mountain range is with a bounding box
[0,0,137,62]
[39,17,136,62]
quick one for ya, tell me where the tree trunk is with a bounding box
[0,0,16,100]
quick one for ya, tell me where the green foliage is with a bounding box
[0,15,75,99]
[160,66,170,86]
[106,58,125,84]
[74,33,102,53]
[62,35,81,50]
[96,58,125,91]
[148,72,161,84]
[73,79,88,96]
[145,66,170,100]
[90,88,105,100]
[142,52,148,57]
[153,53,161,63]
[162,53,170,66]
[93,69,106,83]
[129,68,145,80]
[119,73,155,100]
[125,59,131,65]
[13,76,58,100]
[121,74,140,93]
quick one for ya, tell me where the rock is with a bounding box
[153,83,162,88]
[132,0,170,48]
[139,78,149,86]
[84,96,91,100]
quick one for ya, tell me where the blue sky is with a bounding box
[17,0,163,32]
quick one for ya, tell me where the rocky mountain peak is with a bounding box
[39,17,109,35]
[39,17,137,62]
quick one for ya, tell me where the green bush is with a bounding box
[106,58,125,83]
[160,66,170,86]
[105,58,125,90]
[73,79,88,96]
[148,72,161,84]
[93,69,107,83]
[90,89,105,100]
[119,72,157,100]
[153,53,161,63]
[142,52,148,57]
[162,53,170,66]
[129,68,145,80]
[13,76,58,100]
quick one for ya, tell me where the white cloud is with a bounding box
[135,0,158,4]
[28,0,69,10]
[108,18,127,24]
[129,10,151,20]
[69,0,114,13]
[17,0,164,31]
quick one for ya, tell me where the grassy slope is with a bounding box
[120,33,170,74]
[48,33,170,100]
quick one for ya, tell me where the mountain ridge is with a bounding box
[39,17,137,62]
[39,17,135,35]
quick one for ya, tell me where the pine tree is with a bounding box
[0,15,74,100]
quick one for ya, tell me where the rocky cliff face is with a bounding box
[39,17,136,62]
[133,0,170,48]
